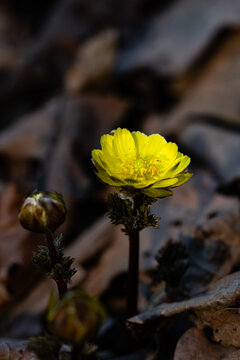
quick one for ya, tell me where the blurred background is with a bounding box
[0,0,239,356]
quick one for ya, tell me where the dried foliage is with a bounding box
[0,0,239,358]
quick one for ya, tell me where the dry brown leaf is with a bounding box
[65,29,118,93]
[143,32,240,138]
[118,0,240,76]
[127,271,240,334]
[195,308,240,347]
[174,327,240,360]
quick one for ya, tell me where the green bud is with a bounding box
[18,190,66,233]
[47,290,105,345]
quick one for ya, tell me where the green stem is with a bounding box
[126,195,141,317]
[45,231,67,298]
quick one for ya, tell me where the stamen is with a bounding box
[118,156,161,181]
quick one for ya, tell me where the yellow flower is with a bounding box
[92,128,192,198]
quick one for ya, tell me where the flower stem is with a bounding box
[45,231,67,298]
[126,195,141,317]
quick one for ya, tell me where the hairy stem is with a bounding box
[126,195,141,317]
[45,231,67,298]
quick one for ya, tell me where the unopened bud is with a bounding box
[47,290,105,345]
[18,190,66,233]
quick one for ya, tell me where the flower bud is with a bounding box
[18,190,66,233]
[47,290,105,345]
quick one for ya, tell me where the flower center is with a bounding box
[119,156,161,181]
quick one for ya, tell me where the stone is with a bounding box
[117,0,240,76]
[142,32,240,137]
[65,29,118,93]
[181,123,240,183]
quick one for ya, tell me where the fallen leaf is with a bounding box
[174,327,240,360]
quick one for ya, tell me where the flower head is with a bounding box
[18,190,66,233]
[47,289,105,345]
[92,128,192,197]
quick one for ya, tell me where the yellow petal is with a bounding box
[132,131,148,157]
[101,134,115,157]
[146,134,167,156]
[95,137,122,176]
[91,149,105,169]
[172,172,193,187]
[149,142,178,173]
[96,170,123,186]
[142,187,172,198]
[124,178,151,188]
[92,150,124,186]
[151,177,179,188]
[164,155,191,177]
[161,142,178,161]
[175,155,191,173]
[100,152,121,176]
[112,128,136,157]
[92,149,116,180]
